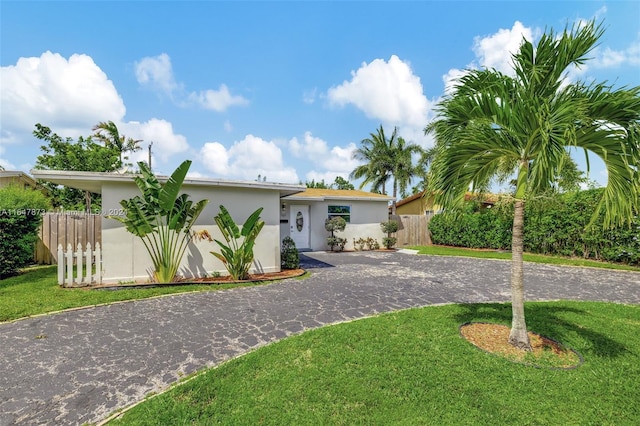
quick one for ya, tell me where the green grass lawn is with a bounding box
[0,266,294,323]
[109,301,640,425]
[408,245,640,272]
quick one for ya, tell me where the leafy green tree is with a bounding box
[92,121,142,167]
[305,177,355,190]
[305,179,330,189]
[425,21,639,350]
[210,205,265,280]
[110,160,209,283]
[33,124,120,211]
[0,185,50,277]
[333,176,355,190]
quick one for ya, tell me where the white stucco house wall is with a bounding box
[280,188,392,251]
[31,169,304,283]
[31,170,392,283]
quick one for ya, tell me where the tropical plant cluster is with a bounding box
[429,189,639,265]
[210,206,265,280]
[0,185,50,278]
[110,160,209,283]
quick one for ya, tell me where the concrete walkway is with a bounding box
[1,251,639,425]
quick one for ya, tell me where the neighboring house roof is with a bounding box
[392,190,499,212]
[0,170,38,189]
[283,188,393,202]
[30,169,305,197]
[395,191,424,208]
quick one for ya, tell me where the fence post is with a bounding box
[65,243,73,287]
[57,244,64,285]
[85,242,92,284]
[76,243,84,287]
[95,242,102,285]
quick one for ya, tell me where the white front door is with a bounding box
[290,205,310,249]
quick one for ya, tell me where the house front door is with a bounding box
[290,205,310,249]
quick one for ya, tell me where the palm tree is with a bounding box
[425,21,639,350]
[350,125,395,195]
[92,121,142,167]
[351,125,425,213]
[391,136,424,214]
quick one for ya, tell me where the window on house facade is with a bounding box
[328,205,351,223]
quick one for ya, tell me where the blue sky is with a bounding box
[1,1,639,193]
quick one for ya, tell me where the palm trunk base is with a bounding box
[508,328,532,351]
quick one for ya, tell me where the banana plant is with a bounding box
[211,205,264,280]
[110,160,208,283]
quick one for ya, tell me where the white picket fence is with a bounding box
[57,243,102,287]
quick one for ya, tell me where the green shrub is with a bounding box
[429,189,639,265]
[281,236,300,269]
[380,220,399,249]
[0,185,50,278]
[325,217,347,251]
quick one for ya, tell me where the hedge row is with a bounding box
[428,189,639,265]
[0,185,50,278]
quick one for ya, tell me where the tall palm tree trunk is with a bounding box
[508,198,532,350]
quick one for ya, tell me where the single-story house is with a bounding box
[0,170,38,190]
[280,188,392,252]
[31,170,391,283]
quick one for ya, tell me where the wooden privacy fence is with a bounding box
[35,213,102,264]
[57,243,102,287]
[391,214,434,247]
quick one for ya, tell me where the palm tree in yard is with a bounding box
[92,121,142,167]
[350,125,395,195]
[351,125,425,213]
[391,136,425,213]
[425,21,639,350]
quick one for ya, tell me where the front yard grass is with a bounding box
[109,301,640,425]
[0,266,291,323]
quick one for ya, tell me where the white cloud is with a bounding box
[1,51,125,132]
[303,88,317,104]
[119,119,190,165]
[287,132,361,182]
[289,131,329,159]
[327,55,431,129]
[442,68,469,96]
[200,135,298,183]
[199,142,230,176]
[223,120,233,132]
[189,84,249,112]
[472,21,535,74]
[0,51,127,169]
[592,37,640,69]
[134,53,180,95]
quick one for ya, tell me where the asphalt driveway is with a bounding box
[1,251,638,425]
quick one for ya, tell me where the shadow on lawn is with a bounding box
[454,302,630,359]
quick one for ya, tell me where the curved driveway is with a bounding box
[1,251,639,425]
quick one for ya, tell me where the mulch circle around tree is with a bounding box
[459,322,584,370]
